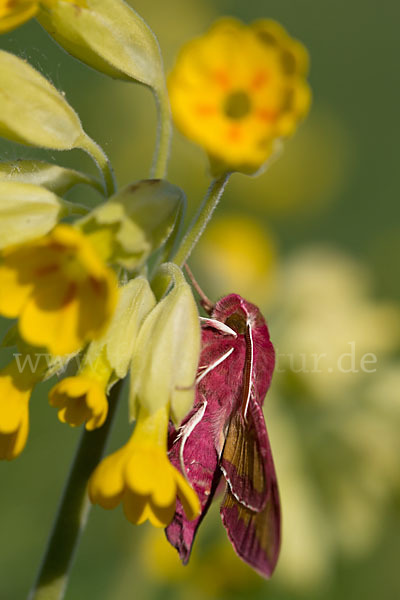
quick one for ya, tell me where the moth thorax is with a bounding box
[224,312,247,335]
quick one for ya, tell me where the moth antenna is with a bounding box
[184,263,215,314]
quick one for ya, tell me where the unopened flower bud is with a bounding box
[79,180,185,270]
[130,263,200,424]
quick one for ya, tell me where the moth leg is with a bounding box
[184,263,215,313]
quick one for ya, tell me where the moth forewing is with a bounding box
[166,396,222,563]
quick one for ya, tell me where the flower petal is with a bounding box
[0,1,38,34]
[0,364,32,433]
[20,292,82,355]
[88,447,127,508]
[0,263,32,318]
[77,273,117,341]
[0,409,29,460]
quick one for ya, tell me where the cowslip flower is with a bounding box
[0,357,41,460]
[0,224,117,356]
[49,352,110,430]
[49,277,156,430]
[89,404,200,527]
[168,18,311,175]
[0,0,82,34]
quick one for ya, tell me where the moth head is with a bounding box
[212,294,266,334]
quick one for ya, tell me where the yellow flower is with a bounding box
[0,0,83,34]
[168,18,311,175]
[0,224,117,356]
[89,405,200,527]
[49,368,109,431]
[0,0,38,33]
[0,358,37,460]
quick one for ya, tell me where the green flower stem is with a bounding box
[62,200,91,217]
[151,174,230,299]
[172,173,231,267]
[150,87,172,180]
[82,175,107,196]
[79,134,117,198]
[27,379,124,600]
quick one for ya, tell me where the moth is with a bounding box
[166,292,280,577]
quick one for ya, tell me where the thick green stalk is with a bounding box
[172,174,230,267]
[79,134,117,198]
[150,87,172,180]
[150,174,230,299]
[27,379,124,600]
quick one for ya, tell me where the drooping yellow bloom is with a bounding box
[0,0,83,34]
[0,224,117,356]
[49,356,110,430]
[89,405,200,527]
[0,358,38,460]
[168,18,311,175]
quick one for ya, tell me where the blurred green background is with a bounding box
[1,0,400,598]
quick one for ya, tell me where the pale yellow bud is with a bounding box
[130,263,200,425]
[38,0,164,91]
[79,180,185,269]
[0,182,63,248]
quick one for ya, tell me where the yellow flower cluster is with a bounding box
[0,192,200,527]
[169,18,311,175]
[0,219,200,524]
[0,223,117,456]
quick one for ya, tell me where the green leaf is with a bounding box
[38,0,164,90]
